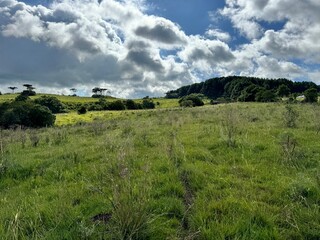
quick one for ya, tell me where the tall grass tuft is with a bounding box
[108,178,153,239]
[283,104,299,128]
[220,106,238,147]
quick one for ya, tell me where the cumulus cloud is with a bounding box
[0,0,319,97]
[0,0,193,97]
[205,28,231,42]
[134,17,187,46]
[220,0,320,62]
[178,36,235,73]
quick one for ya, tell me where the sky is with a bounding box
[0,0,319,98]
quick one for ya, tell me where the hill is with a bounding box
[166,76,319,101]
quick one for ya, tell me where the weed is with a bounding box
[29,131,40,147]
[279,132,297,164]
[220,106,238,147]
[108,179,152,239]
[312,105,320,134]
[90,122,106,136]
[283,104,299,128]
[52,128,68,145]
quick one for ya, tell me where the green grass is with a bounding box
[0,93,100,104]
[0,102,319,239]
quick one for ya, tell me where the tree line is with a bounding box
[166,76,319,103]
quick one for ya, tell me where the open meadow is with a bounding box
[0,102,319,239]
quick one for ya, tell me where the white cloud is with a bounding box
[0,0,319,97]
[0,0,194,97]
[178,36,235,73]
[205,28,231,42]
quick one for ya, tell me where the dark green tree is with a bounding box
[34,96,65,113]
[77,105,87,114]
[22,84,36,96]
[304,88,318,103]
[142,98,155,109]
[0,101,55,128]
[125,99,139,110]
[179,94,204,107]
[70,88,77,96]
[108,100,126,110]
[277,84,291,97]
[238,84,262,102]
[255,89,277,102]
[8,86,18,94]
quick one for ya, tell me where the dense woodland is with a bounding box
[166,76,319,102]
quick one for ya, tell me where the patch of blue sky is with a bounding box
[20,0,52,6]
[259,19,287,32]
[147,0,224,36]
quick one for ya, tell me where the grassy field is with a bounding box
[0,102,319,239]
[0,93,101,104]
[0,93,179,109]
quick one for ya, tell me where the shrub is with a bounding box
[179,94,204,107]
[304,88,318,103]
[34,96,66,113]
[0,101,55,128]
[125,99,139,110]
[283,104,299,128]
[77,106,87,114]
[180,100,194,108]
[108,100,126,111]
[15,94,30,102]
[142,99,155,109]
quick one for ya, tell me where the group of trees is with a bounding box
[166,76,319,103]
[92,87,109,98]
[83,97,156,112]
[0,94,57,129]
[0,85,68,128]
[4,84,36,96]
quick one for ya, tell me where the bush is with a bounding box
[15,94,30,102]
[180,100,194,107]
[108,100,126,111]
[179,94,204,107]
[0,101,55,128]
[34,96,65,113]
[304,88,318,103]
[142,99,155,109]
[125,99,139,110]
[77,106,87,114]
[21,90,36,96]
[283,104,299,128]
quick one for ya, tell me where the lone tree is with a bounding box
[8,86,18,94]
[100,88,108,96]
[22,84,36,96]
[23,84,34,91]
[70,88,77,96]
[92,87,109,96]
